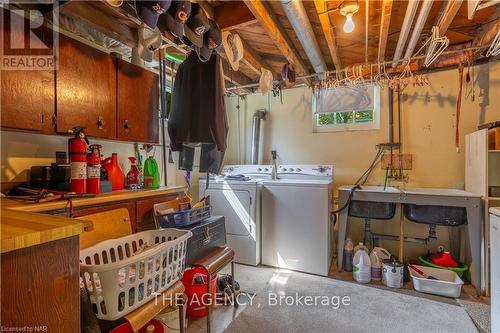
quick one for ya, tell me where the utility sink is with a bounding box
[404,204,467,226]
[348,201,397,220]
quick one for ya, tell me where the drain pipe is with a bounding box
[392,0,419,67]
[280,0,327,73]
[403,0,434,59]
[250,110,267,165]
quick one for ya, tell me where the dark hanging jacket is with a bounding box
[168,51,227,153]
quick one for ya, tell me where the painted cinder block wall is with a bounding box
[224,61,500,261]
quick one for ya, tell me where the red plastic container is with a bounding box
[102,153,124,190]
[181,268,218,317]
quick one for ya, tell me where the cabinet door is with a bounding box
[1,236,80,331]
[1,9,54,133]
[117,59,159,143]
[56,35,116,139]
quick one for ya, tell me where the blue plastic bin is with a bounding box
[157,205,211,228]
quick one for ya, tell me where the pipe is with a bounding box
[388,88,394,144]
[280,0,327,73]
[392,0,419,67]
[250,110,267,165]
[403,0,434,59]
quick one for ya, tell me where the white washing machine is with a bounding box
[490,207,500,333]
[261,165,333,276]
[199,165,273,266]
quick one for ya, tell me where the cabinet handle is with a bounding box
[124,120,130,131]
[97,116,105,129]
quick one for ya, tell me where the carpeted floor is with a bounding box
[224,266,479,333]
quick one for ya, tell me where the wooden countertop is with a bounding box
[1,186,186,253]
[0,209,89,253]
[2,186,186,212]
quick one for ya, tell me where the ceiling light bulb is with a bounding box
[343,13,355,33]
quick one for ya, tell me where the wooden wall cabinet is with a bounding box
[56,35,117,139]
[117,59,159,143]
[0,10,54,133]
[1,236,80,331]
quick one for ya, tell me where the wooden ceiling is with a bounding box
[216,0,499,83]
[9,0,499,90]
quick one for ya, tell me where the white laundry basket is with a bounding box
[80,229,192,320]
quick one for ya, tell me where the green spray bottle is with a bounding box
[143,156,160,189]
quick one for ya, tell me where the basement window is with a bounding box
[312,85,380,132]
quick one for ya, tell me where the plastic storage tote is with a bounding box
[159,205,211,228]
[409,265,463,298]
[79,229,192,320]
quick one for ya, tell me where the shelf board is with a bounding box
[488,197,500,201]
[488,150,500,153]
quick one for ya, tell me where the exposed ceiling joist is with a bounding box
[214,1,258,31]
[472,9,500,46]
[239,36,273,76]
[392,0,419,66]
[437,0,463,36]
[468,0,500,19]
[243,0,309,76]
[313,0,342,71]
[377,0,393,62]
[59,1,137,48]
[403,0,434,59]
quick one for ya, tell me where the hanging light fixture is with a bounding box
[340,1,359,33]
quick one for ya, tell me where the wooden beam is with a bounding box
[214,1,257,31]
[240,36,273,76]
[313,0,342,70]
[437,0,463,36]
[59,1,137,48]
[473,10,500,47]
[377,0,393,62]
[243,0,309,75]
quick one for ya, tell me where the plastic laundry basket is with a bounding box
[80,229,192,320]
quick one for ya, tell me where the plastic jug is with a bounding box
[342,237,354,272]
[143,156,160,189]
[353,243,371,283]
[101,153,124,190]
[369,247,391,280]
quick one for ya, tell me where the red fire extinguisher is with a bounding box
[69,127,89,194]
[87,144,102,194]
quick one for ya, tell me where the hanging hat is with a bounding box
[259,68,273,93]
[164,0,191,39]
[281,62,296,88]
[222,31,244,71]
[194,19,222,62]
[137,23,162,62]
[183,3,210,48]
[105,0,123,7]
[134,0,171,29]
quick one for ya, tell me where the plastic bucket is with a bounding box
[418,255,468,278]
[181,268,218,317]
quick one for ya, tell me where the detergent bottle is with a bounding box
[143,156,160,189]
[369,247,391,280]
[353,243,371,283]
[101,153,124,190]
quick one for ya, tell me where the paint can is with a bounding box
[382,257,404,288]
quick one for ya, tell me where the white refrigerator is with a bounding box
[491,207,500,333]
